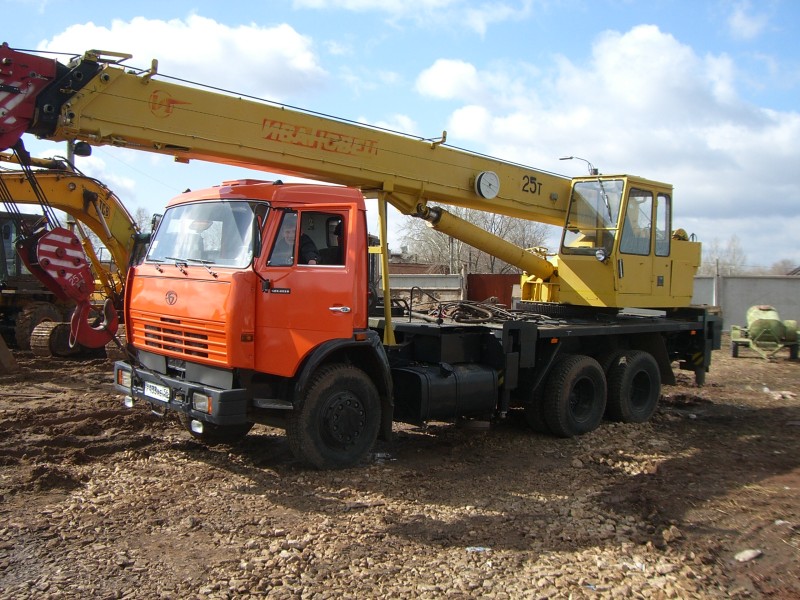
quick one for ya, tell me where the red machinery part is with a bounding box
[70,298,119,349]
[0,43,58,150]
[31,226,95,304]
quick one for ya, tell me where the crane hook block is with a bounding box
[70,298,119,349]
[21,227,96,304]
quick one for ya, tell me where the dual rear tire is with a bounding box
[523,350,661,437]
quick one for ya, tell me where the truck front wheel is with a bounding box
[543,355,606,437]
[605,350,661,423]
[287,364,380,470]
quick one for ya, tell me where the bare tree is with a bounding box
[398,208,552,274]
[697,235,747,276]
[133,207,154,231]
[767,259,797,276]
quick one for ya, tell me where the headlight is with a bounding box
[117,369,132,387]
[192,392,213,414]
[595,248,608,262]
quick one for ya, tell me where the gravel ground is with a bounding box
[0,335,798,598]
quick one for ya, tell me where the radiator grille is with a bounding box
[130,311,228,365]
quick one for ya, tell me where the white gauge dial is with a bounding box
[475,171,500,199]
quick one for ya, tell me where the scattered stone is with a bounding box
[734,549,763,563]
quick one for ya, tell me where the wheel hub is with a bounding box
[322,392,366,448]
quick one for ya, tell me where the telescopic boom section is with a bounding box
[0,44,569,279]
[0,43,58,150]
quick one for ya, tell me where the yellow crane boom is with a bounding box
[0,44,702,310]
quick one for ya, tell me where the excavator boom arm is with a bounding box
[0,158,139,277]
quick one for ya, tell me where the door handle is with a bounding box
[329,306,351,313]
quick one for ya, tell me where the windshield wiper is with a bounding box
[165,256,189,274]
[146,256,166,272]
[186,258,219,278]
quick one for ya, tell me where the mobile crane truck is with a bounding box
[0,151,148,356]
[0,43,721,469]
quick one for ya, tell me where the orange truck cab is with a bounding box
[115,180,395,468]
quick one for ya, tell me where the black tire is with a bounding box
[606,350,661,423]
[731,342,739,358]
[543,355,606,437]
[600,350,627,375]
[14,301,63,350]
[180,415,253,445]
[287,364,380,470]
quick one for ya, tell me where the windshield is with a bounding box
[561,179,623,255]
[147,201,267,268]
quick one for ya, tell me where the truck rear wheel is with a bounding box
[605,350,661,423]
[287,364,380,470]
[15,301,63,350]
[543,355,606,437]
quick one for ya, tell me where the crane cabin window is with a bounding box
[619,189,653,256]
[147,201,265,268]
[562,179,623,255]
[655,193,671,257]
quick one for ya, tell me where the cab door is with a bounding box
[254,206,354,378]
[615,189,654,298]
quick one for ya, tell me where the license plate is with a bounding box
[144,381,170,403]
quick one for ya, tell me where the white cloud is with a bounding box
[293,0,458,12]
[292,0,533,35]
[448,105,492,140]
[416,59,479,99]
[363,113,419,136]
[727,1,770,41]
[414,24,800,266]
[39,15,327,101]
[464,1,533,37]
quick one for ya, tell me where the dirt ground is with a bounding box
[0,335,798,599]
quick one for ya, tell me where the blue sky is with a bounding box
[4,0,800,269]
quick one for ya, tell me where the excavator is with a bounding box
[0,43,720,469]
[0,150,148,356]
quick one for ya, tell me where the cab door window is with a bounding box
[268,210,345,266]
[619,189,653,256]
[655,193,671,257]
[268,211,298,266]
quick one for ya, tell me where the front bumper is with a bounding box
[113,361,249,426]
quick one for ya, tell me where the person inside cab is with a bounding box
[270,212,320,265]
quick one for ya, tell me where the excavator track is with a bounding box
[30,321,82,357]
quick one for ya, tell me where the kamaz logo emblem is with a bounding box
[165,291,178,305]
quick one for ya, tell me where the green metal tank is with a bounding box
[731,305,798,359]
